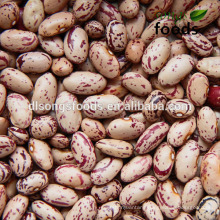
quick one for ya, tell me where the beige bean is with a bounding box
[0,161,12,183]
[43,0,69,14]
[0,184,7,216]
[84,20,104,39]
[0,84,7,115]
[170,39,189,58]
[0,135,16,158]
[142,200,163,220]
[0,117,9,135]
[48,133,69,149]
[119,0,139,19]
[21,212,36,220]
[76,57,96,72]
[0,50,9,70]
[175,212,194,220]
[202,25,220,45]
[52,148,75,165]
[5,176,17,199]
[51,57,73,76]
[123,93,145,112]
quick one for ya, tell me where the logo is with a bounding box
[154,10,208,35]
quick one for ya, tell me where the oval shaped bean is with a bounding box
[84,20,104,39]
[119,0,139,19]
[48,133,69,149]
[170,39,189,58]
[51,57,73,76]
[0,50,9,70]
[43,0,69,14]
[52,148,75,165]
[0,161,12,183]
[142,200,163,220]
[124,93,146,112]
[0,135,16,158]
[0,84,7,115]
[175,212,194,220]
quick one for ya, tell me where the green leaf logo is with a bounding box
[190,10,208,22]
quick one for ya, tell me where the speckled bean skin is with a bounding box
[196,196,220,220]
[54,164,92,190]
[184,0,220,29]
[0,67,33,94]
[16,170,48,195]
[197,106,217,142]
[91,179,122,204]
[119,0,139,19]
[0,50,9,70]
[29,138,53,170]
[51,57,73,76]
[169,40,189,58]
[0,84,7,115]
[21,212,36,220]
[9,146,32,177]
[142,37,171,75]
[52,148,75,165]
[0,2,19,29]
[175,212,194,220]
[135,122,170,154]
[0,184,7,216]
[123,93,145,112]
[23,0,45,32]
[32,200,64,220]
[182,32,213,57]
[0,135,16,158]
[153,142,175,181]
[142,200,163,220]
[96,200,121,220]
[89,41,120,79]
[95,139,133,158]
[175,140,200,183]
[203,25,220,45]
[38,12,75,37]
[48,133,69,149]
[40,184,78,207]
[121,154,152,182]
[143,90,167,122]
[106,118,145,140]
[119,175,157,206]
[158,54,194,86]
[96,1,123,27]
[122,72,152,96]
[64,26,89,64]
[63,71,107,95]
[7,93,33,129]
[91,157,123,185]
[167,116,196,147]
[0,29,38,53]
[43,0,69,14]
[182,177,204,213]
[186,72,209,106]
[66,195,97,220]
[2,194,29,220]
[170,0,196,17]
[0,161,12,183]
[155,180,181,218]
[84,20,104,39]
[196,57,220,78]
[38,35,64,57]
[55,91,82,134]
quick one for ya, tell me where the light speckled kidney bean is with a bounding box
[0,184,7,216]
[48,133,69,149]
[32,200,64,220]
[63,71,107,95]
[0,29,38,53]
[64,26,89,64]
[71,131,96,172]
[141,17,174,45]
[0,135,16,158]
[119,0,139,19]
[0,50,9,70]
[135,122,170,154]
[170,39,189,58]
[38,35,64,57]
[84,20,104,39]
[9,146,32,177]
[143,90,167,122]
[43,0,69,14]
[76,57,96,72]
[40,183,78,207]
[96,1,123,27]
[120,175,157,206]
[203,25,220,45]
[186,72,209,106]
[106,118,145,140]
[121,154,152,182]
[182,32,213,57]
[182,177,204,213]
[91,157,123,185]
[175,212,194,220]
[153,142,175,181]
[16,52,52,74]
[55,91,82,133]
[0,84,7,115]
[125,39,145,64]
[196,196,220,220]
[0,2,19,29]
[171,0,196,17]
[89,42,120,79]
[2,194,29,220]
[142,37,171,75]
[66,195,97,220]
[54,164,92,190]
[123,93,145,112]
[38,12,75,37]
[0,161,12,183]
[96,139,133,158]
[122,72,152,96]
[91,179,122,204]
[96,200,121,220]
[155,180,181,218]
[51,57,73,76]
[196,57,220,78]
[158,54,194,86]
[81,118,106,141]
[197,106,217,142]
[0,67,33,94]
[23,0,45,32]
[167,116,196,147]
[7,93,33,129]
[175,140,200,183]
[0,117,9,135]
[52,148,75,165]
[21,212,36,220]
[192,130,212,151]
[166,99,195,118]
[184,0,220,29]
[142,200,163,220]
[16,170,48,195]
[83,94,124,119]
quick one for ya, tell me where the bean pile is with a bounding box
[0,0,220,219]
